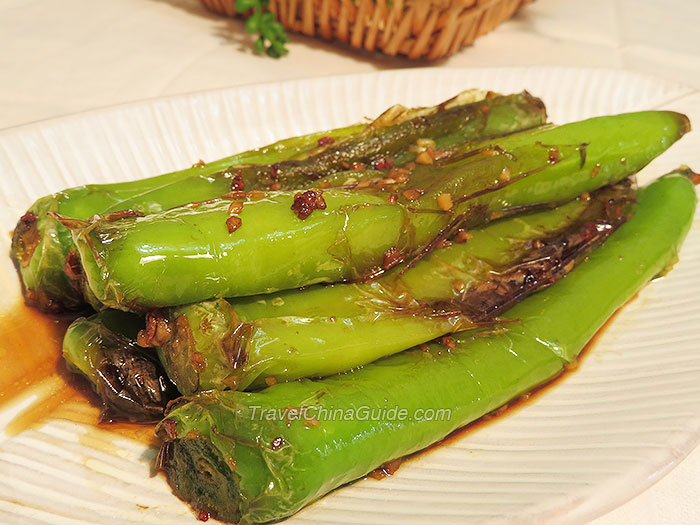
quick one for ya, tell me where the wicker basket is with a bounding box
[200,0,533,60]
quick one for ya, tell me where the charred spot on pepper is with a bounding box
[95,342,180,423]
[523,270,537,285]
[138,311,173,347]
[160,313,207,394]
[161,438,243,524]
[291,189,326,220]
[11,212,41,268]
[63,251,83,281]
[22,289,56,312]
[62,252,86,297]
[191,351,207,371]
[450,182,636,322]
[199,317,214,334]
[19,211,38,224]
[577,142,589,168]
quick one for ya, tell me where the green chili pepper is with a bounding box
[13,90,545,312]
[61,182,634,413]
[10,124,363,312]
[155,169,698,524]
[227,91,547,189]
[62,309,179,422]
[67,111,689,311]
[148,182,635,394]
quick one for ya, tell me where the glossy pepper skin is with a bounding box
[61,182,633,410]
[156,171,698,524]
[10,124,363,312]
[150,182,635,394]
[227,91,547,189]
[69,111,689,311]
[13,90,546,312]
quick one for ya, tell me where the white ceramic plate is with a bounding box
[0,67,699,524]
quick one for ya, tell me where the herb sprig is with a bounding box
[235,0,289,58]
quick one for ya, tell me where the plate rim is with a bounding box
[0,65,693,136]
[0,65,698,524]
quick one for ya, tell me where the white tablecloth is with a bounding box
[2,0,699,522]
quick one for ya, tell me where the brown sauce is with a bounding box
[0,304,72,405]
[2,294,639,474]
[372,294,638,478]
[416,294,636,458]
[0,302,157,446]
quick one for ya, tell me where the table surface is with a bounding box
[2,0,700,523]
